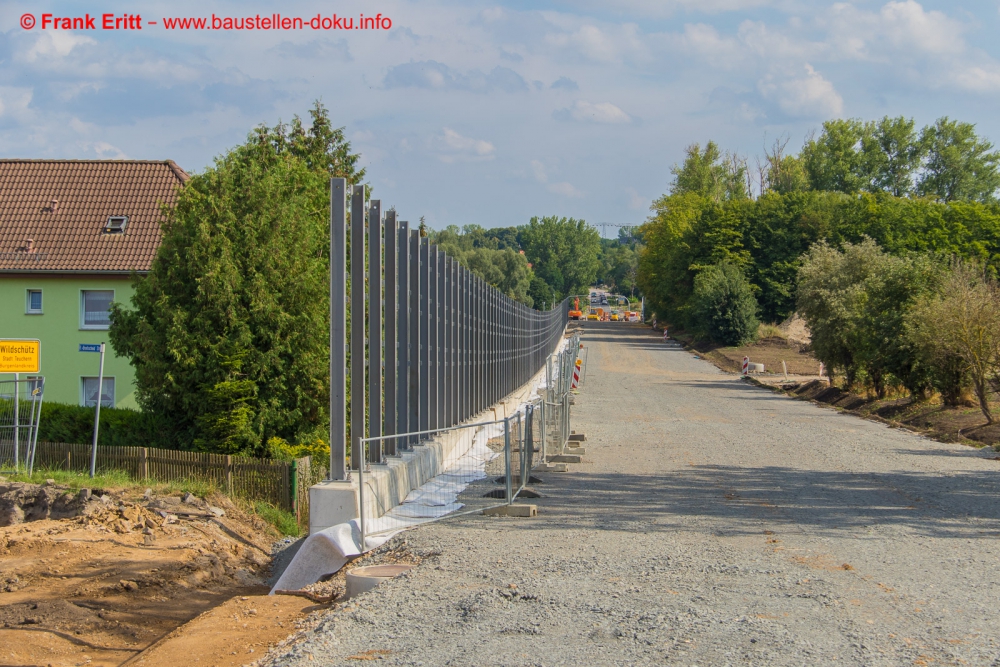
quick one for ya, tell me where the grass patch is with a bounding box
[6,467,134,490]
[757,323,787,340]
[250,501,300,537]
[2,467,218,498]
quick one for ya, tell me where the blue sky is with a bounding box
[4,1,1000,233]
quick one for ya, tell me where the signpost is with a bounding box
[1,340,40,471]
[0,339,40,373]
[80,342,106,478]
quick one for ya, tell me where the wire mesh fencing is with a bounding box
[0,376,45,474]
[352,332,583,549]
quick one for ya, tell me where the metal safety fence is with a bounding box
[0,376,45,474]
[354,332,583,548]
[327,179,571,479]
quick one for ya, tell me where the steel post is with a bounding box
[452,260,459,426]
[504,417,512,504]
[397,222,410,446]
[88,342,105,478]
[439,252,447,428]
[329,178,347,480]
[383,209,397,455]
[368,200,382,462]
[408,229,420,447]
[419,238,430,436]
[427,244,438,434]
[350,184,366,472]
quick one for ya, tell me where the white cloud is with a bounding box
[82,141,128,159]
[671,23,744,68]
[554,100,632,124]
[0,87,33,120]
[530,159,548,183]
[878,0,964,55]
[952,65,1000,93]
[625,187,646,211]
[824,1,966,60]
[432,128,495,163]
[544,21,646,64]
[19,31,95,62]
[758,64,843,118]
[530,159,583,197]
[547,181,584,198]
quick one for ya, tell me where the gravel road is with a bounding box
[265,322,1000,666]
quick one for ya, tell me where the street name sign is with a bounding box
[0,339,40,372]
[79,343,102,353]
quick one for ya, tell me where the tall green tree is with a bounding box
[521,216,601,299]
[432,226,534,305]
[861,116,924,197]
[109,103,363,454]
[670,141,748,201]
[801,118,869,194]
[917,117,1000,203]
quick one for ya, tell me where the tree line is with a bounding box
[638,115,1000,419]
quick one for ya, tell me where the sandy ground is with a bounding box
[0,485,321,667]
[258,321,1000,666]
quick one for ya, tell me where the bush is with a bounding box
[689,262,760,346]
[798,239,942,396]
[906,261,1000,422]
[36,402,175,449]
[265,436,330,461]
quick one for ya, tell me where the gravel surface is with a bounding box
[263,322,1000,666]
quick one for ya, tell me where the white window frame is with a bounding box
[26,289,43,314]
[104,215,129,234]
[80,289,114,330]
[81,376,115,408]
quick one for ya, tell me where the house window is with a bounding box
[104,215,128,233]
[81,290,114,329]
[26,289,42,313]
[82,377,114,408]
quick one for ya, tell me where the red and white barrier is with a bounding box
[741,356,749,376]
[572,358,582,388]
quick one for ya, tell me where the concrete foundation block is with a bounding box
[549,454,582,463]
[565,447,586,455]
[309,480,359,534]
[568,433,586,442]
[534,462,568,472]
[483,504,537,517]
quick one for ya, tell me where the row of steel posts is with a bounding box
[328,179,570,480]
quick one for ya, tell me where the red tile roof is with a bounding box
[0,160,188,273]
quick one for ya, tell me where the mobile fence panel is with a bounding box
[0,376,45,474]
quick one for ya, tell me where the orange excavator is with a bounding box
[568,297,583,320]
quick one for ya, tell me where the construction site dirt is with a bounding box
[0,481,324,667]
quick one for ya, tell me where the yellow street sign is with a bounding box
[0,339,40,373]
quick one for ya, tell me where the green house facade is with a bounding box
[0,160,188,409]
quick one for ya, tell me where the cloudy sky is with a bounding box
[3,1,1000,232]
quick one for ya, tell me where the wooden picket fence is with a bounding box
[19,441,327,522]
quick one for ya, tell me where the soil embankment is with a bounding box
[0,481,319,667]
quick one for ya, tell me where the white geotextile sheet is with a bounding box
[270,334,568,593]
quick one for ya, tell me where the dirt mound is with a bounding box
[779,313,811,346]
[0,482,282,666]
[0,482,95,526]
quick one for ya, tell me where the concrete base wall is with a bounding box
[309,355,558,535]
